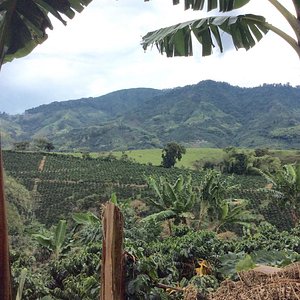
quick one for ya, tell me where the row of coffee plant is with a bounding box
[3,150,293,229]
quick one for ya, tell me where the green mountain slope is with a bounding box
[1,81,300,150]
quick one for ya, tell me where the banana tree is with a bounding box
[258,164,300,226]
[197,169,239,229]
[142,0,300,59]
[32,219,68,260]
[0,1,91,298]
[72,211,101,243]
[0,0,92,68]
[0,140,12,300]
[210,199,256,232]
[143,175,196,235]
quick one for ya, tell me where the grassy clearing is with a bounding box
[68,147,300,170]
[99,148,224,169]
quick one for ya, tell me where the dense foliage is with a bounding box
[3,150,300,299]
[3,150,287,228]
[161,142,186,168]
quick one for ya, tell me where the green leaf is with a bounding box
[174,175,183,193]
[175,0,251,12]
[110,192,118,205]
[141,210,176,223]
[54,220,67,258]
[251,249,300,267]
[219,252,245,278]
[236,254,256,272]
[220,201,229,220]
[32,234,53,249]
[142,14,268,57]
[72,212,99,225]
[0,0,92,65]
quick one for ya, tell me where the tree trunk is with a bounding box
[0,146,12,300]
[101,202,124,300]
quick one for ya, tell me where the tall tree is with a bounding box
[161,142,186,168]
[33,138,55,152]
[142,0,300,59]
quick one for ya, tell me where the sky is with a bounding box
[0,0,299,114]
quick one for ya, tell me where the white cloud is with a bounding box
[0,0,299,114]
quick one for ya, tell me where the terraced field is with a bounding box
[3,150,293,229]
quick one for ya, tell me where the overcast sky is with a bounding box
[0,0,299,114]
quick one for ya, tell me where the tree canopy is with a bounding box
[161,142,186,168]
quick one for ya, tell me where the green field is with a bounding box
[90,147,300,169]
[89,147,224,169]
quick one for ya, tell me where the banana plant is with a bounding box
[142,0,300,59]
[143,175,196,235]
[32,219,67,260]
[0,0,93,68]
[258,164,300,226]
[211,199,256,232]
[72,211,101,243]
[0,143,12,300]
[197,169,239,230]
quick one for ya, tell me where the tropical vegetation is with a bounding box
[142,0,300,59]
[1,1,300,298]
[2,150,300,298]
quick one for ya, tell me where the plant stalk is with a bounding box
[0,137,12,300]
[291,0,300,20]
[267,0,300,43]
[264,22,300,58]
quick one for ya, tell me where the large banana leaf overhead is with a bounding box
[0,0,92,67]
[171,0,251,11]
[142,0,300,58]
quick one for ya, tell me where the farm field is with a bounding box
[88,147,300,169]
[3,149,300,299]
[2,150,293,229]
[110,148,224,168]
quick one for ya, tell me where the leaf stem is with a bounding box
[267,0,300,43]
[264,22,300,59]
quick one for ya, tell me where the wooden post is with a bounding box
[101,202,124,300]
[0,140,12,300]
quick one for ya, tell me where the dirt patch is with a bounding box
[38,156,47,172]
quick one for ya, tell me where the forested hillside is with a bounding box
[1,80,300,150]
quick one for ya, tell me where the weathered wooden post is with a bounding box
[0,139,12,300]
[101,202,124,300]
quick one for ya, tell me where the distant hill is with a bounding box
[1,80,300,151]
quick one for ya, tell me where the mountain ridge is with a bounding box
[1,80,300,150]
